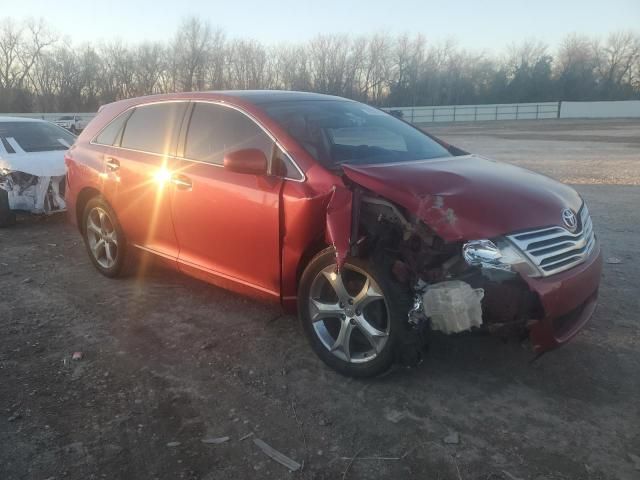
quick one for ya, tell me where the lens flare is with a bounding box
[154,167,171,185]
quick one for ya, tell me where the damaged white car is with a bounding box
[0,117,73,227]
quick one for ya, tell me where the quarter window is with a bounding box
[120,102,187,154]
[94,110,132,146]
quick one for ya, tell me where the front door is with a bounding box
[170,102,283,297]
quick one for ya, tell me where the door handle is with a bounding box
[105,157,120,172]
[171,174,192,190]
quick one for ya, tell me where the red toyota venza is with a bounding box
[65,91,602,377]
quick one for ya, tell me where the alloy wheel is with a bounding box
[86,206,119,269]
[308,264,390,363]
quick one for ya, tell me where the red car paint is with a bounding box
[338,157,601,351]
[65,91,601,353]
[341,156,583,242]
[325,186,354,268]
[523,248,602,352]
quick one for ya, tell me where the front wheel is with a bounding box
[298,248,411,377]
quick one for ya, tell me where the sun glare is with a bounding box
[153,167,172,185]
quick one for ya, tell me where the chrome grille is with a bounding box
[507,204,596,277]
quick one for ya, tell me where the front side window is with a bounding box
[184,103,273,166]
[120,102,188,155]
[263,100,451,169]
[0,121,75,153]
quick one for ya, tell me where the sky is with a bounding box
[3,0,639,51]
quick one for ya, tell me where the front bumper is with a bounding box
[523,240,602,352]
[0,172,67,214]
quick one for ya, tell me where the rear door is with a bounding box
[170,102,283,297]
[109,102,188,260]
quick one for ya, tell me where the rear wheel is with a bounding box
[0,189,16,227]
[82,197,129,277]
[298,248,411,377]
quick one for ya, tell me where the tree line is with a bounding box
[1,16,639,113]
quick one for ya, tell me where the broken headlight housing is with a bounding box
[462,239,541,277]
[0,168,11,185]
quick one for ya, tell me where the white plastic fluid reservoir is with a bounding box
[422,280,485,334]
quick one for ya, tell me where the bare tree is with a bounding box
[205,30,227,90]
[100,41,136,102]
[173,17,215,91]
[0,18,54,89]
[593,31,640,98]
[556,33,598,100]
[388,34,426,107]
[360,34,391,103]
[272,44,311,91]
[1,15,639,113]
[134,42,165,95]
[309,34,350,95]
[227,39,270,89]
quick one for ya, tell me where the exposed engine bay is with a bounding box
[0,170,66,214]
[353,189,542,340]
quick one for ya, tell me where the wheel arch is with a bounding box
[280,235,331,314]
[296,237,332,285]
[75,187,102,232]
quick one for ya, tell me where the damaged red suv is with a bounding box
[65,91,602,377]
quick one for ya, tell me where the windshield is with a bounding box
[0,121,75,153]
[263,100,451,168]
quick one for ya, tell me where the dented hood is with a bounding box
[342,155,582,241]
[0,150,67,177]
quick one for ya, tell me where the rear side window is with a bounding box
[94,110,132,146]
[120,102,188,154]
[184,103,273,166]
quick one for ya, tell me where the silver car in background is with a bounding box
[54,115,86,134]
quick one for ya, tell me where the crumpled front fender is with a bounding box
[325,186,353,269]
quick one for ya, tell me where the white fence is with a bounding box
[383,102,560,123]
[383,99,640,123]
[3,112,96,123]
[2,100,640,126]
[560,100,640,119]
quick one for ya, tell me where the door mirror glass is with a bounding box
[223,148,268,175]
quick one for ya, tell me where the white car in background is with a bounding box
[0,117,74,227]
[54,115,86,133]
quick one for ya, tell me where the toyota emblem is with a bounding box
[562,208,578,231]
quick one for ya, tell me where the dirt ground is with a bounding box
[1,119,639,480]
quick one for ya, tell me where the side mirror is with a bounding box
[223,148,268,175]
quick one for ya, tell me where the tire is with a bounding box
[0,189,16,227]
[82,196,130,277]
[298,248,413,377]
